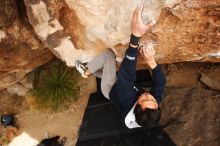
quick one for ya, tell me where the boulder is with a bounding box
[0,0,54,89]
[161,87,220,146]
[24,0,220,66]
[1,0,220,89]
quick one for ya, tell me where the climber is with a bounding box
[75,5,166,128]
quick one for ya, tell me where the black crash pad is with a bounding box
[76,92,176,146]
[76,69,176,146]
[79,101,126,141]
[77,127,176,146]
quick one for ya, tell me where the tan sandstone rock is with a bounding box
[0,0,54,89]
[1,0,220,88]
[24,0,220,66]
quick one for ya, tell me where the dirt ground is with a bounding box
[0,74,97,146]
[0,63,220,146]
[16,77,97,145]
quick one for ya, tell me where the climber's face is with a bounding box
[137,92,158,110]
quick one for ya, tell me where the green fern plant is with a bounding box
[33,60,78,111]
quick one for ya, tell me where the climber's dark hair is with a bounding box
[134,104,161,127]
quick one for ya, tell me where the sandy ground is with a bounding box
[1,75,97,146]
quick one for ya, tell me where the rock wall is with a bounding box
[0,0,54,89]
[24,0,220,66]
[161,87,220,146]
[1,0,220,88]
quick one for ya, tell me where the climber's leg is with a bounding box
[99,49,116,100]
[87,49,115,79]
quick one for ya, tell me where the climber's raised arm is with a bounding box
[116,5,155,88]
[139,44,166,103]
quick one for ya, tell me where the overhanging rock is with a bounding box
[24,0,220,66]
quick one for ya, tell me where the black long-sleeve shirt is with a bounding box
[109,34,166,119]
